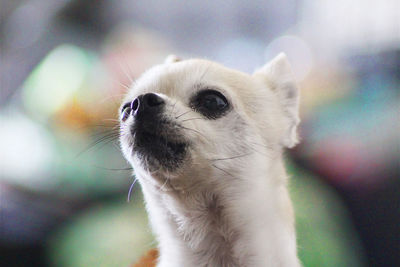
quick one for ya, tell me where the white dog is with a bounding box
[120,53,301,267]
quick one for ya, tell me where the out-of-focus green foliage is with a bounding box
[48,190,154,267]
[22,45,94,121]
[289,163,365,267]
[48,163,365,267]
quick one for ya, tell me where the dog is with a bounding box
[120,53,301,267]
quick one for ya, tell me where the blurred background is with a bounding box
[1,1,399,266]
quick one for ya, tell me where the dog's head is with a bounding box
[119,54,299,185]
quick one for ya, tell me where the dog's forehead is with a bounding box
[124,59,255,101]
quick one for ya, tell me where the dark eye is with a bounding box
[120,102,132,121]
[190,89,230,119]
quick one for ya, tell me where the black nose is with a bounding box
[133,93,165,116]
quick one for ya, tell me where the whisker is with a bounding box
[171,99,178,115]
[93,134,120,149]
[93,165,133,171]
[198,62,213,83]
[89,133,120,146]
[247,145,269,158]
[127,178,138,202]
[118,82,131,91]
[102,118,120,123]
[159,178,169,191]
[209,153,252,161]
[73,123,119,132]
[212,164,236,178]
[89,124,119,128]
[89,128,120,139]
[249,141,273,150]
[99,93,125,105]
[180,117,204,123]
[117,59,135,85]
[93,124,120,131]
[112,141,123,150]
[76,132,120,157]
[176,125,209,141]
[175,109,193,119]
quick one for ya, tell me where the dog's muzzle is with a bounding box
[124,93,188,171]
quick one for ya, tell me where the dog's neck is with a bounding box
[139,156,301,267]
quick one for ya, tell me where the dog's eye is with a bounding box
[121,102,132,121]
[190,89,229,119]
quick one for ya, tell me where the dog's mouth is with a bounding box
[131,119,189,172]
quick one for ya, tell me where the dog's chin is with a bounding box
[132,130,189,173]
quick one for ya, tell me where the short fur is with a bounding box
[120,53,301,267]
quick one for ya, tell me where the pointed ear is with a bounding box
[164,54,181,64]
[253,53,300,148]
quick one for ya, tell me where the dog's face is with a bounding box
[119,54,299,186]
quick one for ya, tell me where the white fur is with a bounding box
[120,54,301,267]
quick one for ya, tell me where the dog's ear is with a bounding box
[253,53,300,148]
[164,54,181,64]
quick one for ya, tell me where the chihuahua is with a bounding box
[120,54,301,267]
